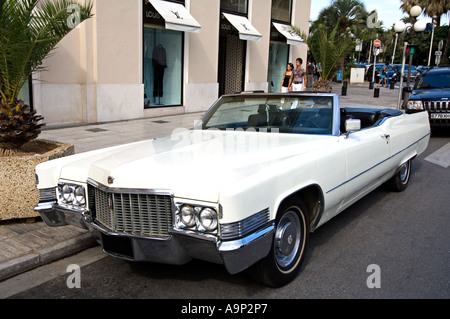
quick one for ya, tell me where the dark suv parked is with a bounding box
[407,67,450,127]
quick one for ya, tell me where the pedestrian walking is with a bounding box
[292,58,306,92]
[377,63,388,88]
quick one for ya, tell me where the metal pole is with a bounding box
[407,37,414,88]
[428,16,437,66]
[428,23,435,66]
[372,39,378,84]
[392,33,398,64]
[397,42,408,110]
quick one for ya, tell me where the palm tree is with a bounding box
[293,23,356,92]
[401,0,449,26]
[311,0,376,76]
[314,0,367,35]
[0,0,93,156]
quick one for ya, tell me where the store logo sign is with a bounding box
[171,11,184,20]
[241,23,250,31]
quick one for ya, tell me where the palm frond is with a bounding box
[0,0,93,104]
[293,23,355,84]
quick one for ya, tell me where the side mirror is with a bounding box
[345,119,361,138]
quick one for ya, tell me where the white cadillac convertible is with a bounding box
[34,92,430,287]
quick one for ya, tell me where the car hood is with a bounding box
[410,88,450,101]
[51,130,333,202]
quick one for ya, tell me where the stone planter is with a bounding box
[0,139,74,221]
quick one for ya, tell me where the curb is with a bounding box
[0,232,97,282]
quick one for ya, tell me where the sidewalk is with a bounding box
[0,82,403,282]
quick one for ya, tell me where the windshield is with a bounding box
[415,72,450,89]
[196,95,334,135]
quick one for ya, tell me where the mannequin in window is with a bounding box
[152,44,167,104]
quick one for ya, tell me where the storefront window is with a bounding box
[271,0,291,23]
[267,42,289,93]
[220,0,248,14]
[143,26,183,107]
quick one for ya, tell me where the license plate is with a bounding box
[430,113,450,119]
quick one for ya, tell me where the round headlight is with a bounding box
[199,208,218,231]
[74,186,86,205]
[180,205,196,228]
[62,184,73,203]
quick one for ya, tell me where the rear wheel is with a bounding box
[251,199,309,287]
[386,159,411,192]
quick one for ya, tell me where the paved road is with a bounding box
[4,132,449,301]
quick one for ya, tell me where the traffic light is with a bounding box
[405,45,417,55]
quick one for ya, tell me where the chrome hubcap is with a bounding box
[274,210,302,269]
[399,161,409,183]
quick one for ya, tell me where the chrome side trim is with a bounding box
[220,208,270,241]
[218,222,274,252]
[38,188,57,202]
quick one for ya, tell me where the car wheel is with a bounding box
[387,159,411,192]
[250,199,309,287]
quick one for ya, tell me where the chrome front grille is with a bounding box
[220,208,271,241]
[88,183,173,238]
[424,101,449,112]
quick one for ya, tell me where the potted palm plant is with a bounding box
[0,0,93,220]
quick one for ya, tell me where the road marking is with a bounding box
[0,246,106,299]
[425,142,450,168]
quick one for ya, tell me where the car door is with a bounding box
[341,126,391,208]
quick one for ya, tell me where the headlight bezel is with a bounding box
[407,100,424,110]
[58,182,87,208]
[175,203,219,235]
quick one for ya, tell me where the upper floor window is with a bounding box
[220,0,248,14]
[271,0,291,23]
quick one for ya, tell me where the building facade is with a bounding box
[31,0,311,125]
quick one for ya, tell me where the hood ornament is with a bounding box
[107,176,115,185]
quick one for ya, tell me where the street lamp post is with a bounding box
[394,5,427,88]
[428,16,438,66]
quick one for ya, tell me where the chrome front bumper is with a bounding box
[34,202,88,230]
[35,203,274,274]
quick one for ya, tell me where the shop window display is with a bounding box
[267,42,289,93]
[143,27,183,108]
